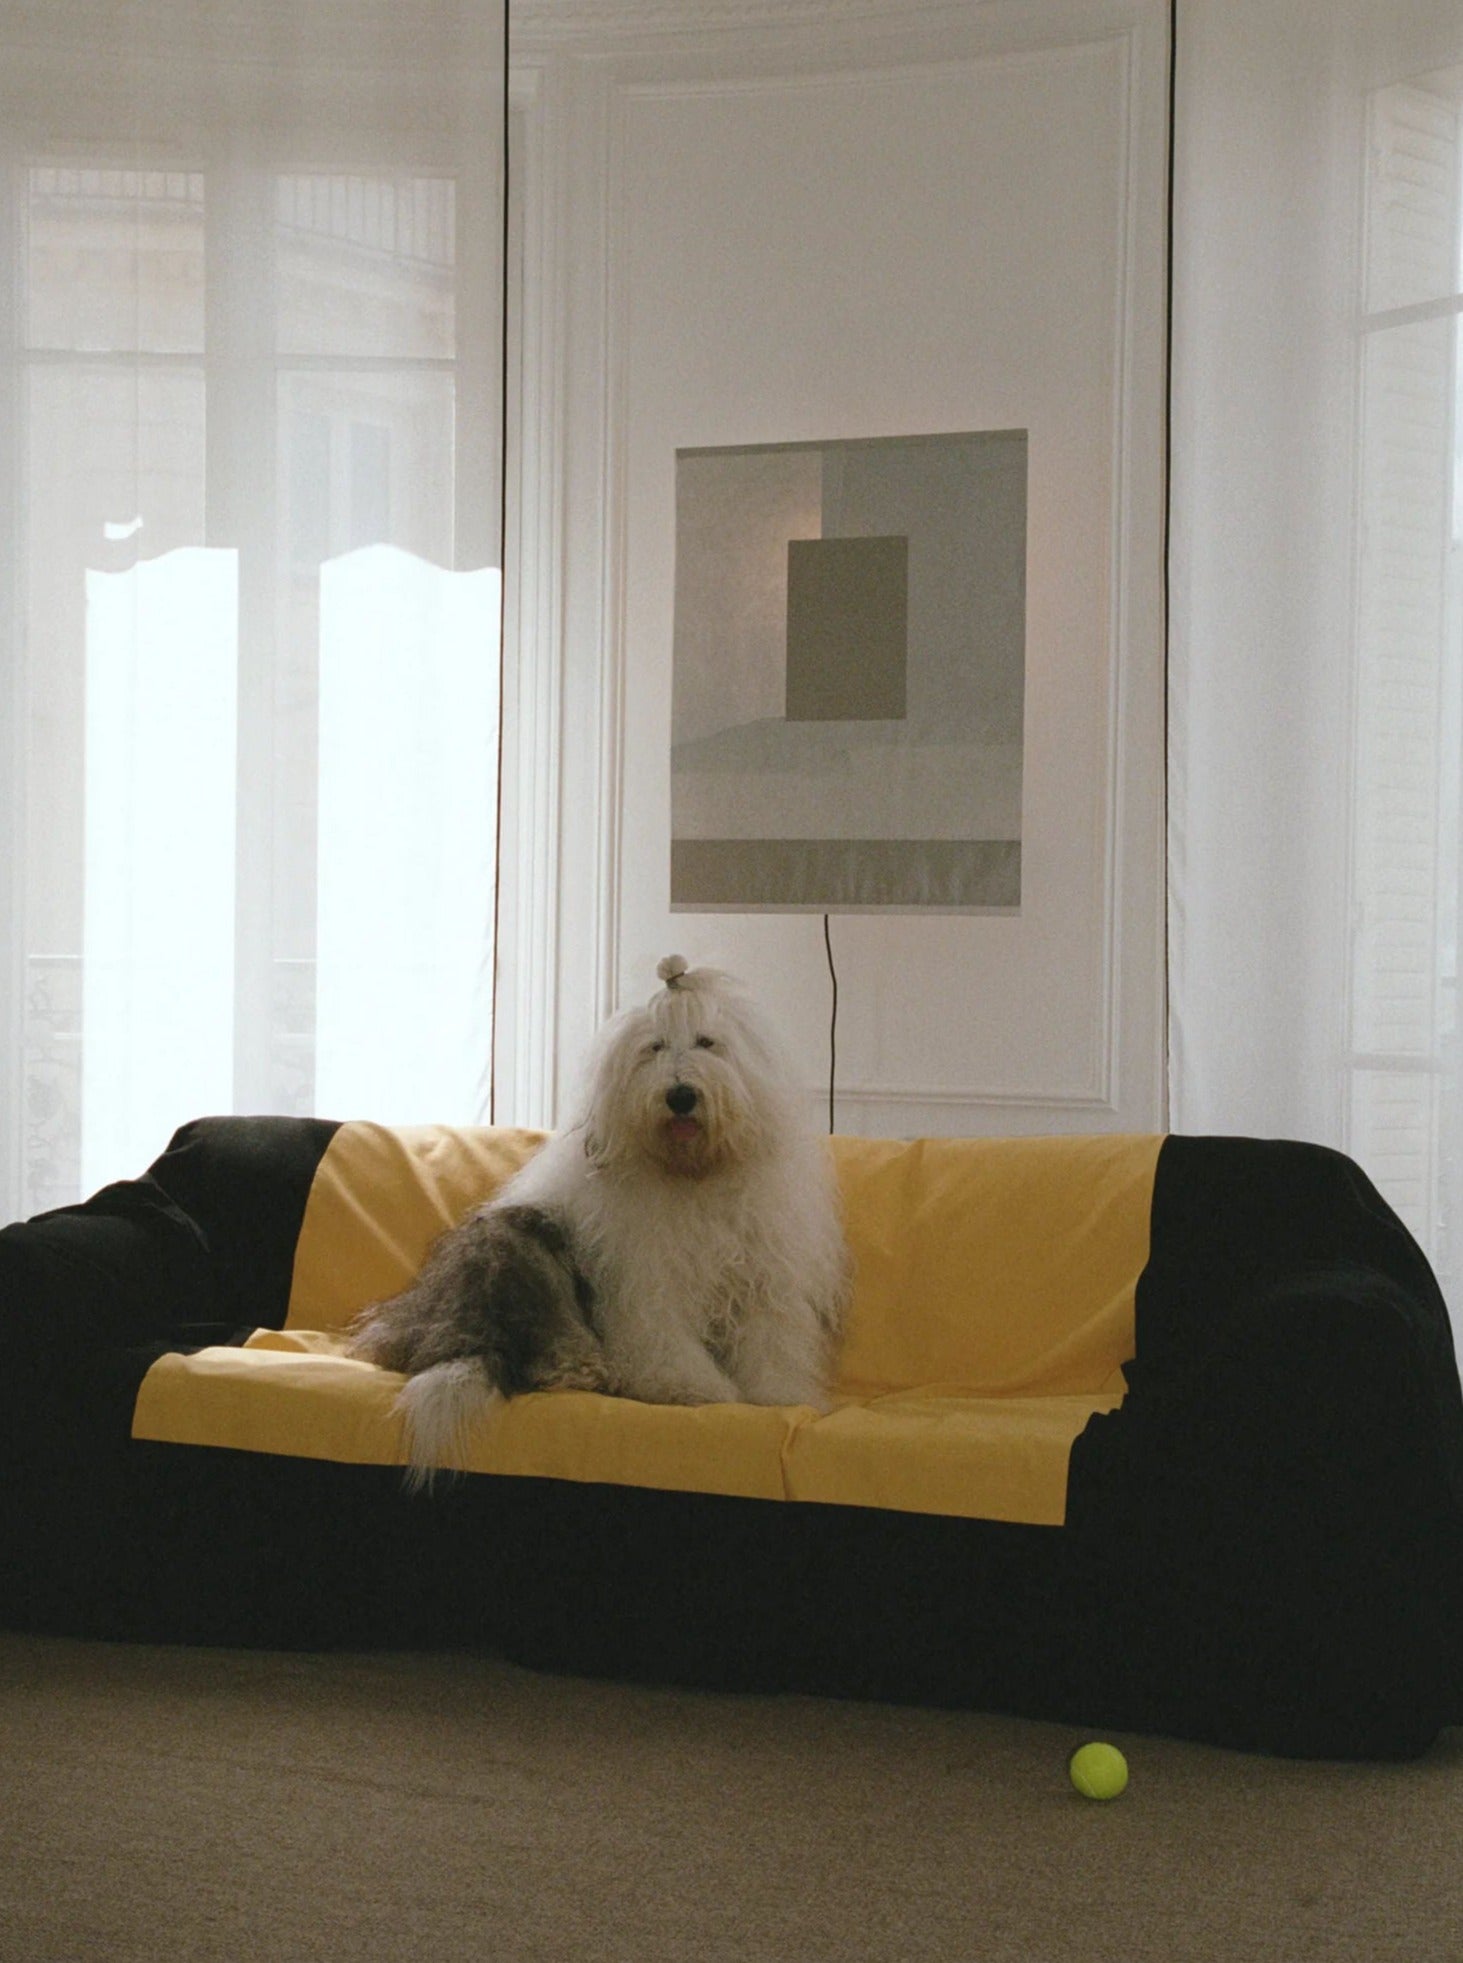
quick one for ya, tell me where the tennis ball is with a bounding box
[1069,1742,1128,1800]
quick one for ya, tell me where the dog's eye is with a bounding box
[647,1040,666,1055]
[694,1035,715,1050]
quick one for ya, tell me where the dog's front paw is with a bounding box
[545,1352,620,1396]
[625,1374,740,1408]
[738,1378,831,1411]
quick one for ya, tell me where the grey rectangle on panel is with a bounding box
[671,837,1020,912]
[785,534,908,721]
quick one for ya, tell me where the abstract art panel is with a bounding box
[671,430,1026,913]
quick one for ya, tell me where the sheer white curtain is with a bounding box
[1170,0,1463,1335]
[0,1,505,1222]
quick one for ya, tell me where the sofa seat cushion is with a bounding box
[781,1390,1124,1526]
[134,1330,805,1505]
[132,1327,1119,1525]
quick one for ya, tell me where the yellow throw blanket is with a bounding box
[133,1125,1163,1527]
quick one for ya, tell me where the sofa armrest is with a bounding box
[1070,1133,1463,1535]
[1064,1136,1463,1755]
[0,1116,339,1441]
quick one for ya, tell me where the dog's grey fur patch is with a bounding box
[348,1202,612,1399]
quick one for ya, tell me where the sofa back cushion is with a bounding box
[284,1123,548,1332]
[829,1133,1163,1397]
[283,1123,1161,1402]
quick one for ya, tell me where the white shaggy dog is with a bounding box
[348,956,851,1485]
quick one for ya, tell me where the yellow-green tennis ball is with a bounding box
[1069,1742,1128,1800]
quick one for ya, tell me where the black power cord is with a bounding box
[823,912,837,1134]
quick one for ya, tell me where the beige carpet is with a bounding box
[1,1632,1459,1963]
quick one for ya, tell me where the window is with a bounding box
[1,13,505,1221]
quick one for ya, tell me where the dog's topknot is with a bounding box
[651,954,744,1010]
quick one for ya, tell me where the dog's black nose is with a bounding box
[666,1084,698,1117]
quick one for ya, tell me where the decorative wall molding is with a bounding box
[0,0,503,61]
[829,1091,1128,1139]
[598,51,1120,1109]
[506,3,1168,1135]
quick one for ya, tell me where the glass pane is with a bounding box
[25,166,205,354]
[273,366,495,1127]
[1347,299,1463,1306]
[1364,70,1463,315]
[314,546,499,1124]
[21,366,207,1215]
[81,550,240,1199]
[278,367,455,567]
[275,173,456,358]
[1351,316,1455,1063]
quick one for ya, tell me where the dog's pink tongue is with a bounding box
[668,1116,701,1143]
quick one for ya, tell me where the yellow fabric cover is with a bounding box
[136,1333,406,1468]
[285,1123,549,1332]
[131,1124,1163,1527]
[780,1391,1125,1525]
[827,1132,1164,1397]
[137,1329,810,1505]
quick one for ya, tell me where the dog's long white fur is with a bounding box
[396,957,850,1481]
[394,1358,497,1492]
